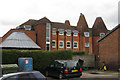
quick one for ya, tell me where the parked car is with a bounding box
[45,60,84,79]
[0,71,46,80]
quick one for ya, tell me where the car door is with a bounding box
[48,62,55,76]
[54,62,63,77]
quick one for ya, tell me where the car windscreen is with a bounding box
[65,61,78,68]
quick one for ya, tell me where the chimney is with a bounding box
[65,20,70,25]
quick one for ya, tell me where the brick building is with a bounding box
[1,13,109,55]
[98,24,120,70]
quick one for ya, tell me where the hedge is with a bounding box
[2,49,86,73]
[2,49,72,72]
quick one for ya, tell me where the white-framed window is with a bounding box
[24,25,31,30]
[66,30,71,36]
[52,28,56,35]
[59,41,64,48]
[73,41,78,48]
[58,29,64,35]
[73,30,78,36]
[100,33,105,37]
[66,41,71,48]
[52,40,56,48]
[84,32,89,37]
[85,43,89,47]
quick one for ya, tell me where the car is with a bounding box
[45,59,84,79]
[0,71,47,80]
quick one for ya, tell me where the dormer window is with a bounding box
[66,30,71,36]
[73,30,78,36]
[84,32,89,37]
[52,28,56,35]
[100,33,105,37]
[24,25,31,30]
[58,29,64,35]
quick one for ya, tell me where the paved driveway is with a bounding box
[47,70,119,80]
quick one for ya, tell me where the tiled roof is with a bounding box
[77,13,89,32]
[92,17,108,36]
[52,22,76,31]
[19,19,37,28]
[98,24,120,42]
[34,17,51,26]
[0,31,40,49]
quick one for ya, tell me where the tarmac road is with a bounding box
[47,70,120,80]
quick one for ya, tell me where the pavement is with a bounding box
[81,70,119,78]
[47,69,120,80]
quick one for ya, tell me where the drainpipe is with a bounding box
[79,31,80,51]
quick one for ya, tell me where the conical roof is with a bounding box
[77,13,89,32]
[92,17,108,36]
[0,31,40,49]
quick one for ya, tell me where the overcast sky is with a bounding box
[0,0,119,37]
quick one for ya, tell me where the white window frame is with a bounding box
[59,41,64,48]
[100,33,105,37]
[24,25,31,30]
[73,41,78,48]
[66,30,71,36]
[73,30,78,37]
[84,32,89,37]
[52,28,56,35]
[66,41,71,48]
[58,29,64,35]
[52,40,56,48]
[85,43,89,47]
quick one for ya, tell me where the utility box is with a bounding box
[18,58,33,71]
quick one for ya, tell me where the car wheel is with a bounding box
[59,73,63,79]
[45,71,49,77]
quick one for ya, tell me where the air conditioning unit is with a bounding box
[24,25,31,30]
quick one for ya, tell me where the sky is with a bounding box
[0,0,119,37]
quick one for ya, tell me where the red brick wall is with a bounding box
[34,24,46,50]
[99,29,119,69]
[89,37,93,54]
[93,37,100,55]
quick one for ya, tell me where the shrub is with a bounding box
[73,51,88,55]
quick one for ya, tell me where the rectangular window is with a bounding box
[58,29,64,35]
[46,23,51,50]
[52,40,56,48]
[73,30,78,36]
[84,32,89,37]
[74,41,78,48]
[66,41,71,48]
[52,28,56,35]
[66,30,71,36]
[85,43,89,47]
[59,41,64,48]
[100,33,105,37]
